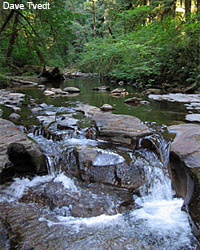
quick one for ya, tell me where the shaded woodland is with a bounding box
[0,0,199,88]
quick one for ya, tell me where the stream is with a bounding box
[0,77,198,249]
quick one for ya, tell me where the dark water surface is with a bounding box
[5,77,187,126]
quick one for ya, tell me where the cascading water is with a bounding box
[29,128,197,248]
[0,119,198,249]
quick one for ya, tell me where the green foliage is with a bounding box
[0,0,74,70]
[80,14,200,87]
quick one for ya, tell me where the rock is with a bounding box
[149,93,200,104]
[142,88,162,95]
[124,98,150,106]
[0,219,9,250]
[44,88,68,97]
[9,113,20,121]
[7,143,38,173]
[92,113,152,145]
[0,90,25,108]
[53,88,64,94]
[0,109,2,117]
[19,176,134,217]
[118,81,124,85]
[64,71,97,78]
[124,97,142,105]
[61,114,73,120]
[63,87,80,93]
[168,124,200,238]
[186,114,200,123]
[38,84,46,89]
[76,104,102,117]
[57,118,79,130]
[100,104,115,111]
[31,107,43,114]
[92,86,110,91]
[44,111,56,116]
[37,115,56,127]
[76,104,151,145]
[110,88,128,97]
[169,123,200,182]
[5,105,21,113]
[44,90,54,96]
[0,174,134,248]
[0,119,47,183]
[11,79,38,87]
[40,103,48,108]
[140,100,150,105]
[111,88,126,94]
[65,147,146,189]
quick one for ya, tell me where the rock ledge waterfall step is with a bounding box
[76,104,152,145]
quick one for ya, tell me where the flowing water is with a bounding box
[0,77,198,249]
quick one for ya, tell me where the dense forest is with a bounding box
[0,0,199,88]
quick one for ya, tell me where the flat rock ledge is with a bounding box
[168,123,200,238]
[0,119,47,183]
[76,104,152,145]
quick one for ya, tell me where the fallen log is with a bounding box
[38,66,65,81]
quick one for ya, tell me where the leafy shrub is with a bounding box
[80,14,200,88]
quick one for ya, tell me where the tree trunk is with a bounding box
[7,13,19,59]
[0,10,15,36]
[92,0,97,38]
[185,0,191,21]
[197,0,200,13]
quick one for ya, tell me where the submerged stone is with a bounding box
[92,86,110,91]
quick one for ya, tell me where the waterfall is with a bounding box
[138,133,173,201]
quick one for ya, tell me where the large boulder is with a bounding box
[92,113,152,145]
[63,147,146,190]
[76,104,152,145]
[0,119,47,183]
[169,124,200,238]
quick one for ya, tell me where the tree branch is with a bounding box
[14,10,40,38]
[0,10,15,36]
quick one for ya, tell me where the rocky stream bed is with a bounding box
[0,76,200,249]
